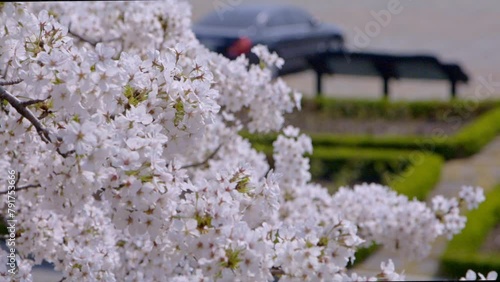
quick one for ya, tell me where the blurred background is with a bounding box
[188,0,500,100]
[188,0,500,280]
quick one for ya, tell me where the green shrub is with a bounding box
[309,147,413,187]
[343,149,443,266]
[243,106,500,160]
[253,144,443,200]
[440,253,500,279]
[387,152,443,200]
[240,143,446,267]
[250,128,448,267]
[349,243,379,268]
[450,107,500,157]
[352,151,443,267]
[439,185,500,278]
[299,97,500,121]
[270,145,444,267]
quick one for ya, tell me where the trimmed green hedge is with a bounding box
[387,151,443,200]
[439,185,500,278]
[256,145,443,200]
[257,145,444,266]
[255,145,444,267]
[351,150,443,267]
[351,243,379,268]
[309,147,412,189]
[304,148,443,267]
[244,106,500,160]
[449,107,500,157]
[297,97,500,121]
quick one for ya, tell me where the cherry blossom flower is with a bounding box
[0,2,494,281]
[459,186,486,210]
[460,270,498,281]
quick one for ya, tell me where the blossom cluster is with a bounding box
[460,270,498,281]
[0,1,495,281]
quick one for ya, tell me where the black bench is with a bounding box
[307,50,469,99]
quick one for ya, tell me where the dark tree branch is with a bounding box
[0,86,52,143]
[271,267,285,277]
[15,171,20,187]
[68,29,99,47]
[181,144,223,169]
[21,98,47,107]
[0,78,23,86]
[0,184,40,195]
[0,85,74,158]
[57,148,75,158]
[1,64,9,79]
[68,22,121,47]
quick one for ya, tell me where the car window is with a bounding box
[199,11,259,28]
[266,8,313,27]
[287,9,313,25]
[266,12,288,27]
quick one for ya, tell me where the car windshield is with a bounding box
[198,10,261,28]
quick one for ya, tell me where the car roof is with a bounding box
[197,4,308,27]
[217,3,297,14]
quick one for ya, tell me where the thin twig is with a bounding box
[0,78,23,86]
[1,83,74,158]
[57,148,75,158]
[15,171,20,187]
[1,64,9,79]
[68,29,99,47]
[68,22,121,47]
[181,144,223,169]
[112,43,124,60]
[0,184,40,195]
[0,86,52,143]
[20,98,47,107]
[271,267,285,277]
[67,22,98,46]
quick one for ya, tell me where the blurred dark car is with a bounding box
[193,4,344,75]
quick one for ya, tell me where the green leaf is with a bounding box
[174,98,185,127]
[221,248,243,270]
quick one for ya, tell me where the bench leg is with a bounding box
[450,80,457,99]
[383,77,390,99]
[316,71,323,97]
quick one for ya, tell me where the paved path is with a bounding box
[352,136,500,280]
